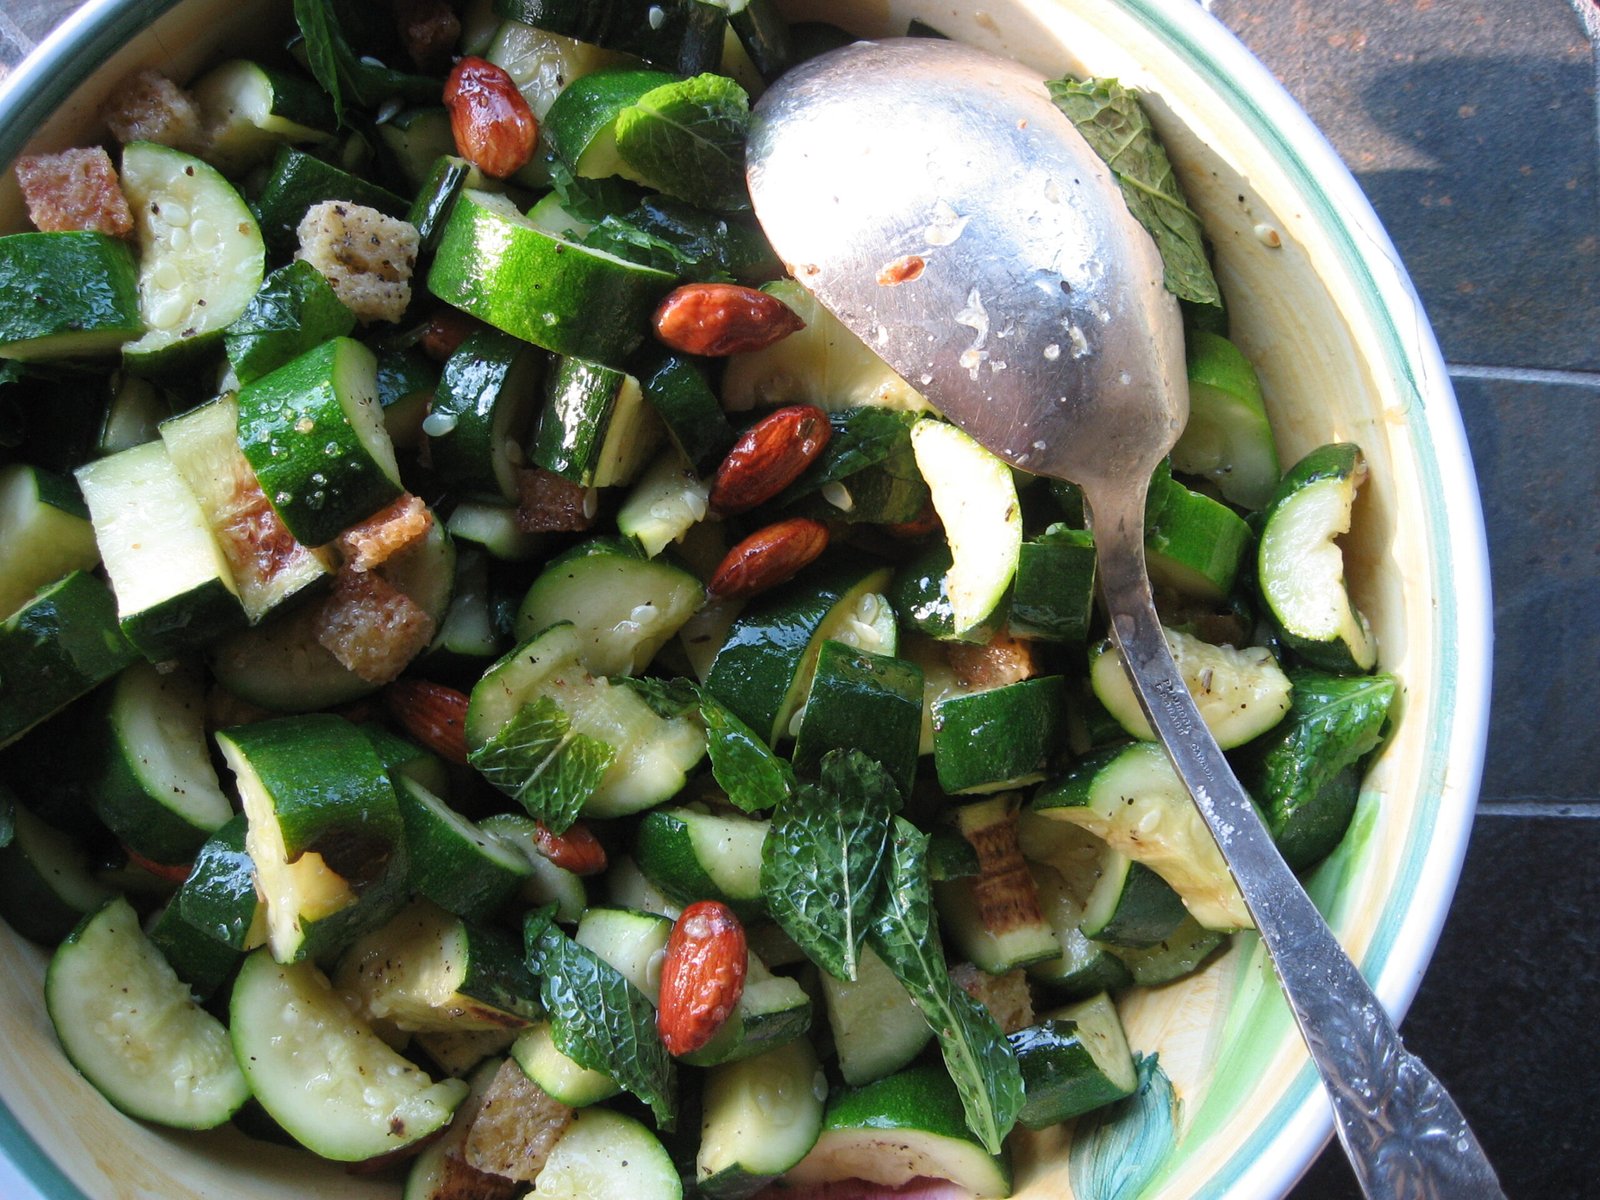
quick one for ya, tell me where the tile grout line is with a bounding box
[1447,363,1600,387]
[1477,801,1600,818]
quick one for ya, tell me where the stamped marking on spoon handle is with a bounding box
[1085,482,1505,1200]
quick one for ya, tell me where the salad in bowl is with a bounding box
[0,2,1490,1199]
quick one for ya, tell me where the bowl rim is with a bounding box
[0,1,1493,1198]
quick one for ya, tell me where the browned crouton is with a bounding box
[463,1059,575,1184]
[314,567,435,683]
[14,148,134,236]
[99,69,204,152]
[516,467,597,533]
[950,963,1036,1034]
[947,629,1039,691]
[338,493,433,572]
[296,201,419,324]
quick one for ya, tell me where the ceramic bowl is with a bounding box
[0,1,1492,1198]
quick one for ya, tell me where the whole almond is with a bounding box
[383,678,470,765]
[657,900,748,1057]
[709,404,832,515]
[535,821,608,877]
[419,306,485,362]
[708,517,830,599]
[445,57,539,180]
[652,283,805,357]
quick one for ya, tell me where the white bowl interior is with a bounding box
[0,1,1491,1197]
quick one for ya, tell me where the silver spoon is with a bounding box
[746,37,1503,1199]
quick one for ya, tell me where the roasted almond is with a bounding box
[444,57,539,180]
[708,517,830,600]
[534,821,608,877]
[652,282,805,357]
[656,900,748,1057]
[418,306,484,362]
[709,404,832,515]
[383,678,471,765]
[394,0,461,73]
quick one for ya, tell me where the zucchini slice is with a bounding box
[89,660,232,866]
[76,438,246,660]
[235,337,403,549]
[0,804,116,945]
[0,571,138,749]
[0,232,142,360]
[1257,442,1378,672]
[467,623,707,819]
[1033,742,1251,931]
[818,943,931,1087]
[1089,626,1292,750]
[230,949,469,1161]
[529,355,665,489]
[697,1037,824,1197]
[159,393,334,623]
[721,279,931,414]
[336,898,542,1034]
[530,1105,682,1199]
[119,141,265,375]
[910,418,1020,637]
[0,462,99,620]
[428,327,545,503]
[394,776,531,922]
[785,1062,1011,1198]
[934,795,1059,973]
[791,640,924,799]
[633,806,769,920]
[1173,329,1281,511]
[1008,993,1138,1129]
[427,189,676,367]
[515,537,705,677]
[704,558,895,745]
[48,898,250,1130]
[217,714,408,963]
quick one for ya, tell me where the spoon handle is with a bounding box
[1086,486,1505,1200]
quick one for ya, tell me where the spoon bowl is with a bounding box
[744,38,1186,492]
[747,37,1504,1200]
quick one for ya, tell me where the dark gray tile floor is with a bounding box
[5,0,1596,1196]
[1209,0,1600,1194]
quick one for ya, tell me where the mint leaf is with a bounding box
[1047,77,1221,308]
[293,0,436,125]
[868,816,1024,1155]
[614,74,751,212]
[524,910,676,1128]
[700,689,794,813]
[617,675,700,719]
[468,696,615,834]
[293,0,344,124]
[760,750,899,981]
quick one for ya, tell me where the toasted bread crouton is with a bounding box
[296,201,419,324]
[463,1059,576,1184]
[14,148,134,236]
[947,630,1038,691]
[315,567,435,683]
[427,1154,520,1200]
[515,467,596,533]
[100,69,204,152]
[338,493,433,572]
[950,963,1035,1034]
